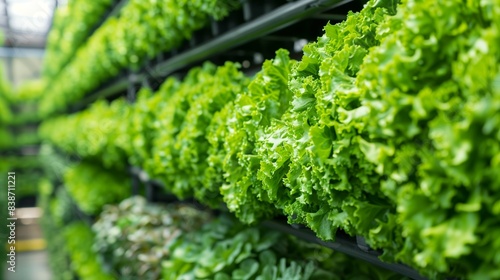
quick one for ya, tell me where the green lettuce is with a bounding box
[123,79,180,167]
[40,0,240,116]
[150,62,247,204]
[256,0,398,241]
[217,49,296,224]
[356,0,500,277]
[39,99,130,169]
[64,222,115,280]
[175,62,249,206]
[64,161,130,214]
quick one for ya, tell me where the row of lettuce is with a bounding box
[43,0,114,79]
[39,163,404,280]
[39,0,240,116]
[39,0,500,279]
[0,62,44,200]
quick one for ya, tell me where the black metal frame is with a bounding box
[69,0,362,112]
[89,0,129,38]
[262,220,427,280]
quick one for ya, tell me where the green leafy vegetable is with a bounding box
[63,160,130,214]
[256,0,397,242]
[355,0,500,277]
[40,0,240,116]
[39,99,130,169]
[43,0,113,79]
[93,196,211,279]
[64,222,115,280]
[216,49,296,223]
[151,62,248,206]
[162,215,405,279]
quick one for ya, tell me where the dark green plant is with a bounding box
[63,160,131,214]
[162,215,405,280]
[64,222,115,280]
[93,196,212,279]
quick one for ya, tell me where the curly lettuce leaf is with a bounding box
[219,49,296,223]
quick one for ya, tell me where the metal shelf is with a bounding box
[89,0,129,38]
[148,0,355,78]
[262,220,427,280]
[69,0,359,112]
